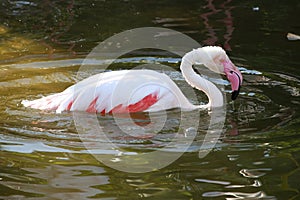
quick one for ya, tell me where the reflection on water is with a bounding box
[200,0,235,51]
[0,0,300,199]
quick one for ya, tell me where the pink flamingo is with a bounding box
[22,46,242,114]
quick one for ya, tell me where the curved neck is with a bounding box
[180,49,224,108]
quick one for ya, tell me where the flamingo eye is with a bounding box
[230,71,233,74]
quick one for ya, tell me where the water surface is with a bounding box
[0,0,300,199]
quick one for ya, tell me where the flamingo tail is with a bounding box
[21,92,71,112]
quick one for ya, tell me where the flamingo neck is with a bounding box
[180,48,224,108]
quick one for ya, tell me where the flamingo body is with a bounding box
[22,70,196,114]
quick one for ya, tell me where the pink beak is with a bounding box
[222,59,243,100]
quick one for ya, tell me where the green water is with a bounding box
[0,0,300,199]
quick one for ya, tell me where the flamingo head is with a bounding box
[222,58,243,100]
[201,46,243,100]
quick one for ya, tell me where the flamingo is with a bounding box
[22,46,242,114]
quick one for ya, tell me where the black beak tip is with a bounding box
[231,90,240,100]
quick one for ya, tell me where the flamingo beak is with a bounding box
[223,59,243,100]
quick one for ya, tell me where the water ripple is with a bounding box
[239,168,272,178]
[202,191,276,199]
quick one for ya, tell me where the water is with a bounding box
[0,0,300,199]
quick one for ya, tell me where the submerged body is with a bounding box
[22,46,243,114]
[22,70,198,114]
